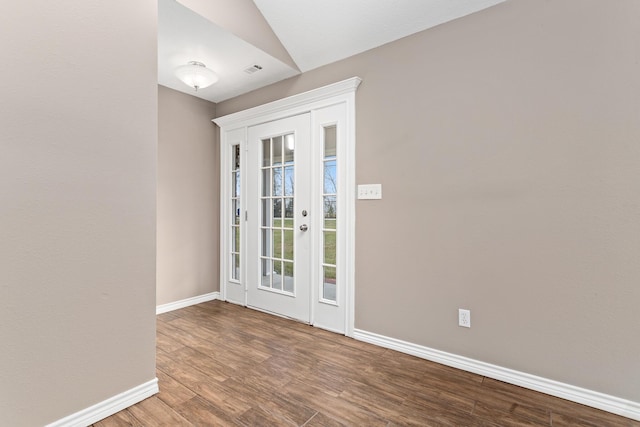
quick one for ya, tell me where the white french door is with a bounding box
[215,77,361,336]
[246,114,311,322]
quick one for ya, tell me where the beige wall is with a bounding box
[157,85,219,305]
[0,2,157,426]
[217,0,640,402]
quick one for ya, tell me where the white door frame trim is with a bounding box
[214,77,361,337]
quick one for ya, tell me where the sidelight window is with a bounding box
[230,144,241,281]
[322,125,337,303]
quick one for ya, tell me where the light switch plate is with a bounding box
[357,184,382,200]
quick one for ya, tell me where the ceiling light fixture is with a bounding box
[175,61,218,91]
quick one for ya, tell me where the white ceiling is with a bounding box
[158,0,506,103]
[158,0,298,103]
[252,0,506,73]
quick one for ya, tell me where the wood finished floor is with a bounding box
[96,301,638,426]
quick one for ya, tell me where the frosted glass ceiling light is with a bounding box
[175,61,218,91]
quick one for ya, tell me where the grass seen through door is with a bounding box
[271,219,336,279]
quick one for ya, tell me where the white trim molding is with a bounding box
[156,292,220,315]
[353,329,640,422]
[214,77,361,337]
[213,77,362,130]
[46,378,158,427]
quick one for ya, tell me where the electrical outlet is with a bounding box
[458,309,471,328]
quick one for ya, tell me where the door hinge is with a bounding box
[245,210,248,221]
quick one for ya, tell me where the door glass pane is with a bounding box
[324,217,336,230]
[323,266,336,302]
[284,166,294,196]
[232,226,240,252]
[231,254,238,280]
[323,231,335,265]
[273,261,283,291]
[262,169,270,197]
[284,134,294,163]
[284,261,294,293]
[323,195,336,222]
[284,229,294,261]
[233,199,240,225]
[273,229,282,259]
[262,139,271,167]
[273,136,283,165]
[261,199,269,226]
[273,167,282,196]
[261,258,271,288]
[324,126,337,158]
[324,160,336,194]
[273,198,282,222]
[261,229,270,257]
[284,198,294,219]
[233,145,241,169]
[232,171,239,197]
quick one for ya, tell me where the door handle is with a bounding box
[300,224,308,232]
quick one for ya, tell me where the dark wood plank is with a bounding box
[125,396,192,426]
[282,378,388,426]
[236,405,298,427]
[156,330,185,353]
[93,408,143,427]
[174,396,239,426]
[303,412,345,427]
[472,388,550,425]
[551,409,637,427]
[156,369,196,408]
[222,377,317,426]
[472,401,549,427]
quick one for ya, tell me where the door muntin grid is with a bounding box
[321,125,337,304]
[260,133,295,295]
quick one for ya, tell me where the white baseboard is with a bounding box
[353,329,640,422]
[46,378,158,427]
[156,291,220,315]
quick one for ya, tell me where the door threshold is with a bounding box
[245,304,310,325]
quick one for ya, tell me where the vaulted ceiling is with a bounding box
[158,0,506,103]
